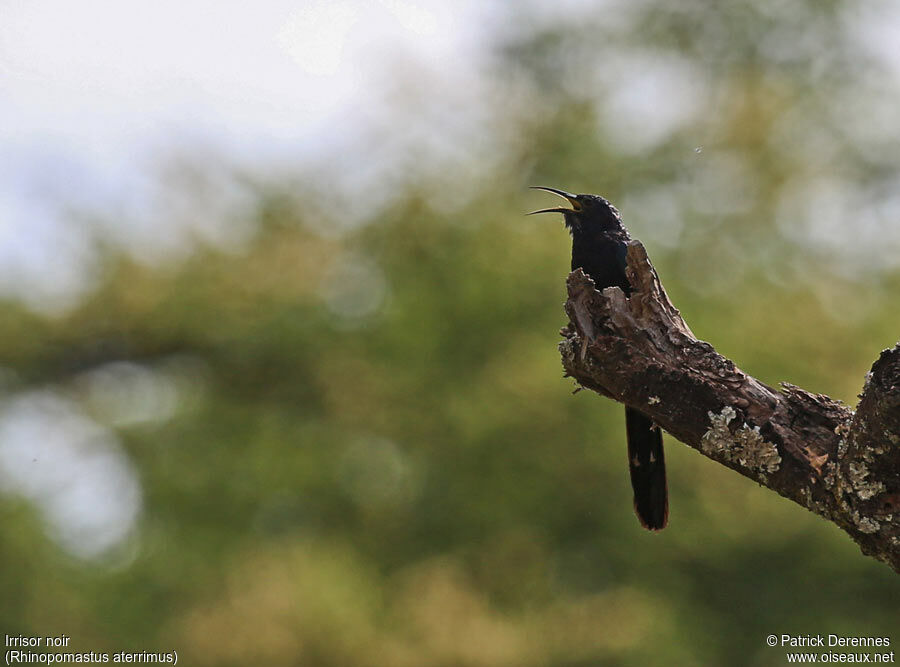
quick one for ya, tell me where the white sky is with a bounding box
[0,0,495,312]
[6,1,900,315]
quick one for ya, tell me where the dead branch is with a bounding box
[559,240,900,572]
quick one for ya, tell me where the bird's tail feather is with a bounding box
[625,406,668,530]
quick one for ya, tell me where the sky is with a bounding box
[0,0,498,313]
[6,1,900,315]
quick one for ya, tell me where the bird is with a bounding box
[530,186,668,530]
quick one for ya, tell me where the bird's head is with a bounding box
[528,186,623,233]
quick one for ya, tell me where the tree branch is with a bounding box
[559,240,900,572]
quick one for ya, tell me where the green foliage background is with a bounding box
[2,2,900,665]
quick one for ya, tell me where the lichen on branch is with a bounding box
[559,240,900,573]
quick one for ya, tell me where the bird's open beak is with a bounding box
[528,186,582,215]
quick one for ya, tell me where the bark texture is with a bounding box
[560,240,900,572]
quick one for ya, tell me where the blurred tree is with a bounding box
[1,1,900,665]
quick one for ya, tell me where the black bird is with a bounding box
[530,186,668,530]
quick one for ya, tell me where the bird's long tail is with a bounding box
[625,406,668,530]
